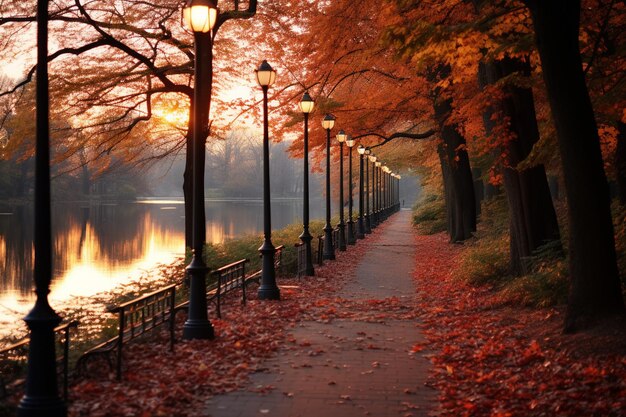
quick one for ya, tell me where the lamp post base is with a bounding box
[182,320,215,340]
[356,217,365,239]
[337,222,347,251]
[347,220,356,245]
[183,256,214,340]
[17,396,66,417]
[322,224,335,260]
[258,243,280,300]
[18,311,66,417]
[299,230,315,276]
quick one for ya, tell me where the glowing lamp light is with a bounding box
[299,91,315,114]
[322,114,335,130]
[183,0,218,33]
[336,130,347,143]
[369,155,377,162]
[255,60,276,87]
[346,136,355,148]
[375,161,382,167]
[357,144,366,155]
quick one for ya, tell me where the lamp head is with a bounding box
[255,60,276,87]
[299,91,315,114]
[357,144,366,155]
[183,0,218,33]
[364,147,371,156]
[336,130,347,143]
[346,136,355,147]
[322,114,335,130]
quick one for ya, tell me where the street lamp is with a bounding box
[17,1,66,415]
[322,114,336,260]
[299,91,315,276]
[369,154,377,228]
[256,60,279,300]
[346,136,356,245]
[381,165,389,219]
[375,161,382,225]
[398,174,402,209]
[365,150,373,233]
[356,145,366,239]
[336,130,347,251]
[182,0,218,341]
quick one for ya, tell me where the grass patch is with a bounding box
[453,197,510,286]
[412,194,447,234]
[453,196,569,307]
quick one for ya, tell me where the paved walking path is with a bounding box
[206,210,435,417]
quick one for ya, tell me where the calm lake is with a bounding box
[0,198,324,340]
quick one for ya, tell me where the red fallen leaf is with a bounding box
[410,344,425,353]
[371,361,380,368]
[340,394,351,400]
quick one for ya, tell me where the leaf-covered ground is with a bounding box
[8,224,625,417]
[68,241,371,417]
[412,232,626,417]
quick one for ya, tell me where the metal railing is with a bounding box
[0,320,78,401]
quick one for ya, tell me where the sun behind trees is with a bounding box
[0,0,624,333]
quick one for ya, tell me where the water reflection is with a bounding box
[0,198,322,339]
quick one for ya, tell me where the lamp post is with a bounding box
[375,161,382,225]
[356,145,366,239]
[397,174,402,210]
[346,136,356,244]
[365,148,375,233]
[370,155,378,228]
[17,1,66,415]
[255,60,280,300]
[299,91,315,276]
[182,0,217,341]
[336,130,347,251]
[322,114,336,260]
[381,165,389,219]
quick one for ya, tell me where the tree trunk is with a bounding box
[472,168,484,217]
[478,57,562,276]
[435,97,477,242]
[429,65,477,242]
[525,0,624,330]
[617,121,626,205]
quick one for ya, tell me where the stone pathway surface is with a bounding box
[206,210,435,417]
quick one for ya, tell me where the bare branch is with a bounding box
[352,129,437,148]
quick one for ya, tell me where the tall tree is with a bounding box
[522,0,624,330]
